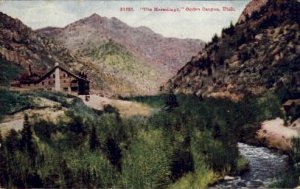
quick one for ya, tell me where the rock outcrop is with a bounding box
[163,0,300,101]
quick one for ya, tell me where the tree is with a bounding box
[60,159,73,188]
[5,129,20,152]
[224,21,235,36]
[104,138,122,171]
[212,33,219,43]
[89,126,100,151]
[164,92,179,112]
[0,132,8,186]
[20,114,37,163]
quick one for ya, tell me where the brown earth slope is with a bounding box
[163,0,300,101]
[37,13,204,75]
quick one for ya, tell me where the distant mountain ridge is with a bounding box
[163,0,300,100]
[37,13,204,81]
[0,12,140,96]
[1,12,204,96]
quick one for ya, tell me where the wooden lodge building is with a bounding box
[283,99,300,112]
[12,63,90,95]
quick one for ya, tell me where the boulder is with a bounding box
[224,175,235,181]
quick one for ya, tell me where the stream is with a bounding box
[212,143,290,188]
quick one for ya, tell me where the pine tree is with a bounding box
[60,159,73,188]
[5,129,20,152]
[89,126,100,151]
[164,92,179,112]
[0,132,8,187]
[105,138,122,171]
[21,114,37,162]
[212,33,219,43]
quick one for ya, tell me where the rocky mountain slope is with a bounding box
[0,11,119,95]
[237,0,268,23]
[163,0,300,101]
[38,14,204,74]
[0,12,75,74]
[1,11,200,96]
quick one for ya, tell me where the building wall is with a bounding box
[20,68,79,93]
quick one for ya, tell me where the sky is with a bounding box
[0,1,250,41]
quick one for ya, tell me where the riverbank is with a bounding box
[211,143,290,189]
[257,118,300,150]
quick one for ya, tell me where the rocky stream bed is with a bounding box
[211,143,290,189]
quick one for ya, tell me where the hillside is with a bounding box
[163,0,300,101]
[37,14,204,95]
[0,12,75,74]
[0,12,129,96]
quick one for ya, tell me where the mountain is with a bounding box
[37,14,204,95]
[0,11,202,96]
[0,12,75,74]
[163,0,300,101]
[238,0,268,23]
[0,12,141,96]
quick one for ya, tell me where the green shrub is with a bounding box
[0,58,21,86]
[122,129,171,188]
[0,89,33,120]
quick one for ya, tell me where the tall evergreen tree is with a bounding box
[89,126,100,151]
[164,92,179,112]
[105,138,122,171]
[20,114,37,161]
[0,132,8,187]
[5,129,20,152]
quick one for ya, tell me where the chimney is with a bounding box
[54,63,61,91]
[28,64,32,76]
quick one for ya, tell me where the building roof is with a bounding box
[19,73,41,84]
[36,64,89,83]
[283,99,300,107]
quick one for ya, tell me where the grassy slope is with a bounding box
[83,40,164,95]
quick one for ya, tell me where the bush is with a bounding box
[0,89,33,120]
[0,58,21,86]
[122,130,171,188]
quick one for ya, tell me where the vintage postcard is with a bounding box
[0,0,299,188]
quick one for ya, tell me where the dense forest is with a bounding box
[1,86,297,188]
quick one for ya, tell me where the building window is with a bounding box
[53,74,55,78]
[42,82,44,85]
[48,81,51,84]
[28,84,30,86]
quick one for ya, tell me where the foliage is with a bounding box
[164,92,179,112]
[270,137,300,188]
[0,89,33,121]
[0,58,22,86]
[83,40,162,94]
[89,126,100,151]
[122,130,171,188]
[0,91,286,188]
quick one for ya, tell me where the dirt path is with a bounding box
[257,118,300,150]
[79,95,152,117]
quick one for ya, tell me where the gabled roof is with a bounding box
[283,99,300,107]
[37,64,89,83]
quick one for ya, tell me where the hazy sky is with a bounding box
[0,1,250,41]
